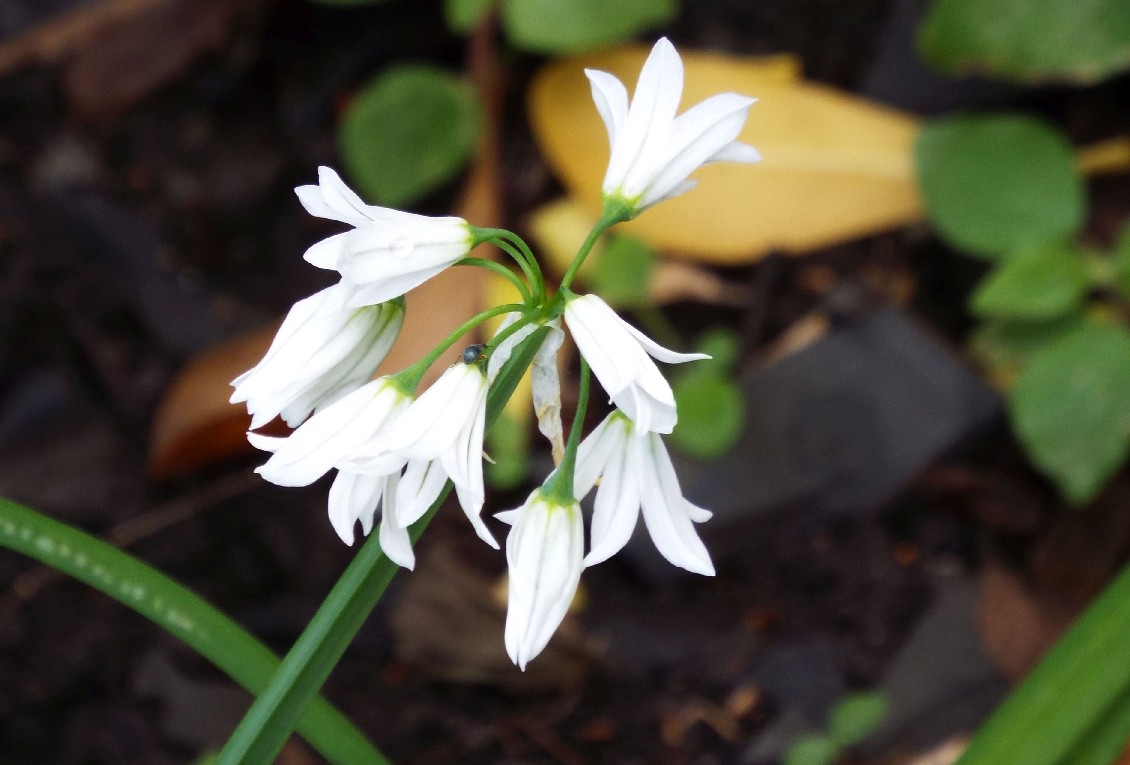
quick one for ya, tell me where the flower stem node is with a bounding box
[586,37,760,218]
[497,490,584,671]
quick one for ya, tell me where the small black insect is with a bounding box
[462,344,487,364]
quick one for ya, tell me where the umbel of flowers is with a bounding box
[231,38,758,670]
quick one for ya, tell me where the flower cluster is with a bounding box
[232,38,757,670]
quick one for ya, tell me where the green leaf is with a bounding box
[0,498,386,765]
[217,328,551,765]
[954,559,1130,765]
[589,234,655,308]
[445,0,495,33]
[971,241,1090,319]
[1009,322,1130,503]
[919,0,1130,85]
[916,115,1085,259]
[828,692,888,747]
[486,411,530,490]
[670,373,744,460]
[338,66,482,207]
[969,313,1087,387]
[1059,686,1130,765]
[501,0,676,53]
[783,734,838,765]
[1114,220,1130,299]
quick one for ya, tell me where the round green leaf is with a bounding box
[919,0,1130,85]
[338,66,482,207]
[972,241,1090,320]
[783,735,838,765]
[916,115,1085,259]
[670,373,744,460]
[829,692,888,747]
[502,0,676,53]
[1010,322,1130,504]
[970,314,1087,385]
[590,234,655,308]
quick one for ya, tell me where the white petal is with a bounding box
[621,320,711,364]
[572,414,618,499]
[316,166,376,227]
[302,231,354,270]
[327,471,384,545]
[708,140,761,164]
[584,69,630,150]
[584,429,641,567]
[637,434,715,575]
[394,458,447,528]
[378,472,416,569]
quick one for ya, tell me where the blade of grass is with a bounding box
[956,560,1130,765]
[216,327,551,765]
[0,497,385,765]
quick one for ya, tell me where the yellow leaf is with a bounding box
[529,45,924,263]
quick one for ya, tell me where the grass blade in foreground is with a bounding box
[217,328,550,765]
[956,560,1130,765]
[0,497,385,765]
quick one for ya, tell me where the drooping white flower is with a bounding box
[349,361,497,549]
[497,490,583,670]
[585,37,759,214]
[247,376,411,488]
[296,166,473,307]
[231,286,404,429]
[326,470,416,569]
[563,293,708,435]
[574,410,715,576]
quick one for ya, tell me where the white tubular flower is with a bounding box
[247,376,410,488]
[295,166,473,307]
[564,293,708,435]
[363,361,497,548]
[230,284,403,429]
[585,37,759,214]
[497,491,583,670]
[574,411,715,576]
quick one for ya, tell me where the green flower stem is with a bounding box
[456,257,533,305]
[559,198,634,291]
[493,238,545,304]
[217,327,551,765]
[0,497,385,765]
[955,559,1130,765]
[544,357,590,504]
[394,302,527,391]
[472,227,545,303]
[496,231,546,303]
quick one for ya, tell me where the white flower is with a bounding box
[247,376,411,488]
[296,166,473,307]
[230,285,403,429]
[326,470,417,569]
[351,361,498,549]
[563,293,707,435]
[586,37,759,214]
[497,491,583,670]
[574,411,714,576]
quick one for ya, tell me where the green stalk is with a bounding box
[559,198,634,291]
[0,498,385,765]
[955,560,1130,765]
[456,257,533,305]
[393,302,526,392]
[543,358,589,504]
[216,327,551,765]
